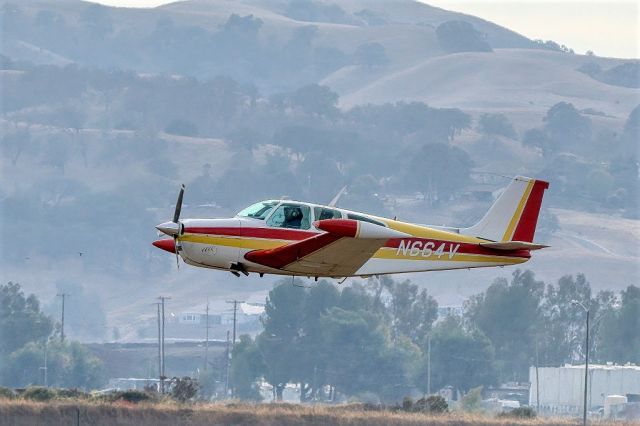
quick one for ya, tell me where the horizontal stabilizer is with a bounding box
[480,241,549,251]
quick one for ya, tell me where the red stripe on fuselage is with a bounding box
[184,227,319,240]
[184,226,529,259]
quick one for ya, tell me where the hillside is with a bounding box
[0,0,638,341]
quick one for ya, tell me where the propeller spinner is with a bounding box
[155,184,185,268]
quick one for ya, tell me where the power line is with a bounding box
[56,293,69,342]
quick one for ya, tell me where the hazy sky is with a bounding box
[94,0,638,59]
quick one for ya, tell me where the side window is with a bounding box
[314,207,342,221]
[347,213,386,227]
[266,204,312,230]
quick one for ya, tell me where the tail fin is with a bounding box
[463,176,549,242]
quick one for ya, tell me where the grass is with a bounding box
[1,398,639,426]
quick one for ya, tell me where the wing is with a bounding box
[244,219,409,277]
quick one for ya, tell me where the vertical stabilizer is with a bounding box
[462,176,549,242]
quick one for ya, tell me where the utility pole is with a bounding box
[225,300,244,349]
[225,330,230,397]
[427,334,431,396]
[572,300,590,426]
[57,293,69,342]
[204,298,211,371]
[158,296,171,393]
[535,336,540,414]
[153,302,162,393]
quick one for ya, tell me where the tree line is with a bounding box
[226,271,639,403]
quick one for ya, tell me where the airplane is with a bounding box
[153,176,549,279]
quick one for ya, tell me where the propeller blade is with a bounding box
[174,237,180,269]
[173,184,185,223]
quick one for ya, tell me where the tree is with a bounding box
[421,316,497,394]
[319,307,387,397]
[465,270,544,381]
[230,335,265,400]
[2,340,105,389]
[478,113,517,139]
[353,42,389,68]
[0,282,54,359]
[543,102,592,149]
[407,143,473,205]
[287,84,339,118]
[257,280,306,400]
[598,285,640,363]
[436,21,492,53]
[387,279,438,345]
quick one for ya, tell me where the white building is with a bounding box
[529,364,640,415]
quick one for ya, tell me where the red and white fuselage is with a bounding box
[154,177,549,278]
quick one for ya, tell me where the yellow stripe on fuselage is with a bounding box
[180,234,288,250]
[180,234,526,265]
[502,179,534,241]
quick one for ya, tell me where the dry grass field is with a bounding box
[1,399,638,426]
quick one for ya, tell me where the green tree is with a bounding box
[598,285,640,363]
[465,270,544,381]
[0,282,54,359]
[478,113,517,139]
[320,307,387,397]
[421,316,497,393]
[387,279,438,345]
[543,102,592,149]
[436,21,492,53]
[257,280,306,400]
[408,143,473,205]
[2,340,104,389]
[230,335,265,400]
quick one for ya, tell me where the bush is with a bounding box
[114,389,154,403]
[57,388,89,399]
[0,386,16,399]
[23,386,57,401]
[414,395,448,413]
[402,396,413,411]
[499,406,536,418]
[170,377,198,402]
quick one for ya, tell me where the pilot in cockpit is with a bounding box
[283,206,303,228]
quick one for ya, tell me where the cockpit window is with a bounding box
[266,203,311,230]
[237,201,278,220]
[314,207,342,221]
[347,213,386,227]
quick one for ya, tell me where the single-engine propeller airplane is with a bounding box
[153,176,549,279]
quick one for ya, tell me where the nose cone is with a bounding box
[153,239,176,254]
[156,221,180,236]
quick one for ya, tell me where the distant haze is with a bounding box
[94,0,639,59]
[427,0,639,59]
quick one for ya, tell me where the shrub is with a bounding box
[402,396,413,411]
[499,406,536,418]
[0,386,16,399]
[115,389,154,403]
[57,388,89,399]
[414,395,448,413]
[170,377,198,402]
[23,386,57,401]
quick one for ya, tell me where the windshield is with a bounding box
[236,201,279,220]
